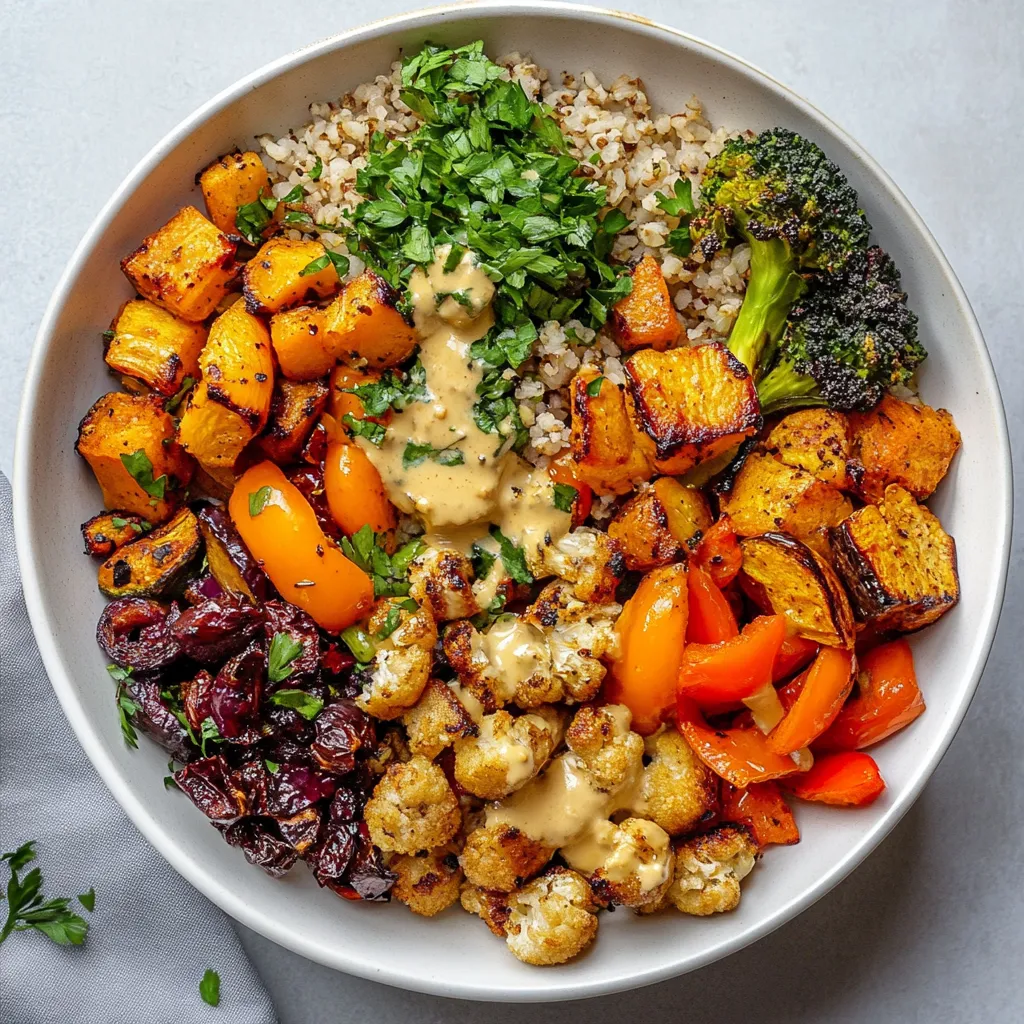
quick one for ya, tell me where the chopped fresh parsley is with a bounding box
[268,632,304,684]
[299,249,351,278]
[488,524,533,584]
[268,689,324,720]
[199,969,221,1008]
[101,329,116,342]
[0,843,92,948]
[248,486,273,517]
[342,359,429,417]
[342,414,387,446]
[199,717,222,757]
[470,541,497,581]
[163,760,179,791]
[284,210,313,226]
[309,155,324,181]
[656,178,695,217]
[586,376,606,397]
[552,483,578,513]
[165,374,196,414]
[373,605,403,641]
[339,525,425,598]
[120,450,168,501]
[402,439,465,469]
[107,665,139,748]
[235,192,277,245]
[340,626,376,664]
[265,759,280,774]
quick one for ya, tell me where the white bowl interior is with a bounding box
[13,2,1011,1002]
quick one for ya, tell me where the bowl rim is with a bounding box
[13,0,1013,1002]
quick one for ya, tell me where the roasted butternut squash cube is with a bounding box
[653,477,713,547]
[328,364,383,425]
[721,451,853,557]
[740,532,854,647]
[76,392,194,522]
[255,378,329,464]
[764,408,851,488]
[198,151,270,235]
[608,487,683,571]
[178,301,274,469]
[609,254,681,351]
[569,367,652,496]
[121,206,237,322]
[242,238,339,316]
[848,395,961,503]
[104,299,206,397]
[323,270,417,369]
[97,507,201,598]
[625,343,760,475]
[270,306,332,381]
[829,484,959,632]
[81,512,151,559]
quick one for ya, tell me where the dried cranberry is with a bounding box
[276,807,323,855]
[183,574,224,605]
[174,756,245,821]
[306,821,357,883]
[328,787,362,824]
[261,706,315,747]
[209,642,264,741]
[311,702,376,774]
[169,594,265,665]
[263,601,321,682]
[229,758,270,817]
[221,817,298,878]
[320,643,355,678]
[343,823,395,902]
[97,597,181,671]
[181,670,215,732]
[265,763,336,818]
[125,678,196,762]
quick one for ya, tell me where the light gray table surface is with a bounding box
[3,0,1022,1020]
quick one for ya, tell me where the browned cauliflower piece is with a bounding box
[503,868,600,966]
[565,704,645,790]
[355,603,437,720]
[667,825,758,916]
[529,527,625,603]
[460,823,555,892]
[460,883,512,937]
[639,730,719,835]
[401,679,477,759]
[409,547,480,621]
[454,707,563,801]
[391,847,463,917]
[364,755,461,855]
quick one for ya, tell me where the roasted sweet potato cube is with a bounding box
[242,238,339,316]
[97,508,201,598]
[608,487,682,571]
[829,484,959,632]
[569,368,652,496]
[323,270,417,369]
[270,306,332,381]
[76,392,194,522]
[610,254,680,351]
[255,378,328,464]
[625,343,760,475]
[764,409,851,488]
[198,151,270,235]
[178,301,274,469]
[104,299,206,397]
[848,395,961,502]
[740,532,854,647]
[721,451,853,557]
[81,512,150,559]
[653,477,713,547]
[121,206,237,322]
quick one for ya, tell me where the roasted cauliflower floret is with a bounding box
[460,824,554,892]
[409,547,480,621]
[567,817,674,909]
[564,704,644,790]
[460,883,513,937]
[401,679,477,759]
[364,755,461,855]
[503,868,600,966]
[391,847,463,917]
[454,707,563,801]
[355,603,436,720]
[640,730,719,835]
[529,527,625,604]
[667,825,758,916]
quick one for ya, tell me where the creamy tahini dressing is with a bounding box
[475,616,549,697]
[561,818,672,893]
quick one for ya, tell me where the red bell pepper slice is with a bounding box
[772,634,820,682]
[721,781,800,848]
[692,515,743,588]
[780,750,885,807]
[769,647,856,755]
[686,565,739,644]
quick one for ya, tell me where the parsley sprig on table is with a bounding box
[349,40,632,449]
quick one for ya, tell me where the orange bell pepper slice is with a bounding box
[230,461,374,633]
[686,565,738,644]
[768,647,856,755]
[607,563,688,734]
[677,614,787,707]
[548,451,593,527]
[815,639,924,751]
[780,750,885,807]
[773,634,820,682]
[721,781,800,848]
[676,697,802,787]
[692,514,743,588]
[324,440,398,541]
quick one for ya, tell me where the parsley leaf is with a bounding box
[235,192,277,245]
[552,483,578,513]
[120,450,167,501]
[342,359,429,417]
[165,375,196,414]
[265,759,280,774]
[299,250,351,278]
[402,440,465,469]
[342,414,387,446]
[666,226,693,257]
[268,690,324,720]
[107,665,139,748]
[488,525,533,584]
[656,178,695,217]
[586,376,606,397]
[248,486,273,517]
[200,969,221,1008]
[0,843,90,948]
[268,633,304,684]
[199,717,222,758]
[340,525,425,598]
[309,155,323,181]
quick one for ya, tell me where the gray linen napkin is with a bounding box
[0,474,278,1024]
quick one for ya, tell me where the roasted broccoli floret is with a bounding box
[756,246,925,413]
[691,128,870,380]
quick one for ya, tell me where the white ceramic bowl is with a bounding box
[13,1,1012,1002]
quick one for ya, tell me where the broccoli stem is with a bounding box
[756,357,829,415]
[727,238,806,380]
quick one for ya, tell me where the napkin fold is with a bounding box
[0,474,277,1024]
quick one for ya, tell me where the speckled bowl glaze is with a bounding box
[13,1,1012,1002]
